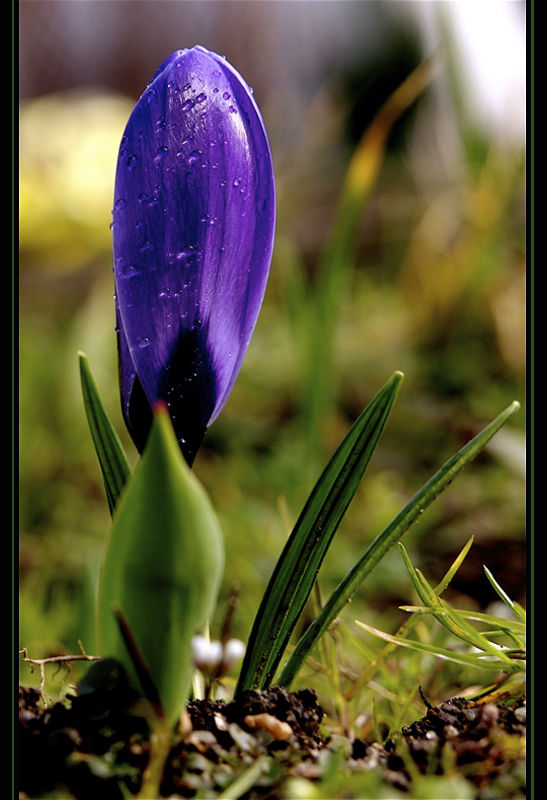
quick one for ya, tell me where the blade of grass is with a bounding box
[236,371,404,693]
[277,401,520,687]
[484,566,527,624]
[344,537,475,701]
[355,620,520,671]
[399,606,526,636]
[398,544,518,666]
[79,352,131,515]
[217,756,271,800]
[398,544,479,643]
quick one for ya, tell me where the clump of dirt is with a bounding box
[188,685,325,749]
[17,661,526,800]
[385,695,526,794]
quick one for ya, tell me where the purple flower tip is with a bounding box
[112,46,276,464]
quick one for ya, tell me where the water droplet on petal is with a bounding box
[127,155,138,170]
[155,146,169,163]
[188,149,202,165]
[121,263,139,278]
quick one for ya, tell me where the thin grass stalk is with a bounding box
[301,56,440,456]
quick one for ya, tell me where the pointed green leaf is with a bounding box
[79,352,131,515]
[97,403,224,724]
[278,400,520,687]
[236,371,404,692]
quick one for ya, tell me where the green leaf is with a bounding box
[236,371,404,693]
[278,400,520,687]
[79,352,131,515]
[97,403,224,725]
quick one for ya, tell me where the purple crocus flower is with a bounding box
[112,46,275,464]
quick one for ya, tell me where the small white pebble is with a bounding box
[444,724,459,739]
[514,705,526,724]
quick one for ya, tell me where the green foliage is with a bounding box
[278,400,520,688]
[356,541,526,693]
[96,404,224,725]
[79,352,131,515]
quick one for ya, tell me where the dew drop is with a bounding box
[188,149,202,165]
[127,155,138,170]
[182,99,195,112]
[195,92,207,103]
[114,198,126,210]
[138,337,150,349]
[121,263,139,278]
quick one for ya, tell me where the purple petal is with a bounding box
[112,46,275,461]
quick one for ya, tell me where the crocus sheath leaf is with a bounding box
[277,400,520,688]
[112,46,276,464]
[236,371,403,693]
[97,403,224,725]
[79,352,131,515]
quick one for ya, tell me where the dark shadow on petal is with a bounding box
[122,322,218,466]
[158,324,218,466]
[124,372,154,455]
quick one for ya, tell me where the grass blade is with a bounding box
[355,620,519,671]
[484,566,527,623]
[79,352,131,515]
[236,371,404,692]
[278,400,520,687]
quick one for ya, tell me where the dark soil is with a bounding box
[18,661,526,799]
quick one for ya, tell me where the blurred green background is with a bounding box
[19,0,526,712]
